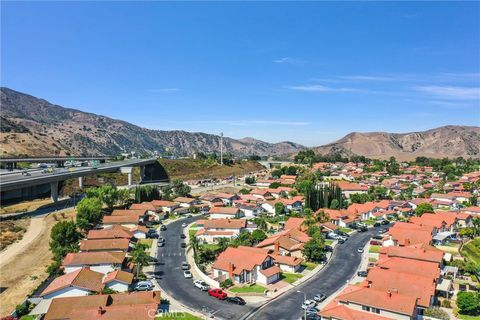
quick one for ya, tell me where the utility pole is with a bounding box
[220,132,224,166]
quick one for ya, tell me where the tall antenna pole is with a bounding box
[220,132,224,166]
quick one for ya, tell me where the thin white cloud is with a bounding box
[146,88,181,93]
[286,84,377,94]
[273,57,304,65]
[339,75,400,81]
[426,100,479,109]
[414,85,480,100]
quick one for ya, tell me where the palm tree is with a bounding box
[189,236,200,263]
[131,243,150,279]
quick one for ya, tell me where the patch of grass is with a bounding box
[325,239,333,245]
[20,316,36,320]
[280,272,304,284]
[369,257,378,262]
[229,283,266,293]
[200,243,220,251]
[339,227,353,234]
[301,261,318,271]
[139,238,153,248]
[156,312,202,320]
[461,238,480,268]
[455,309,480,320]
[363,220,376,225]
[189,229,197,238]
[369,245,380,253]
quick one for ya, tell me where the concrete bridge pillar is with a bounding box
[78,176,84,189]
[139,166,145,182]
[120,167,134,187]
[50,181,59,202]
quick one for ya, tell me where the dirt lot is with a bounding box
[159,159,264,181]
[0,219,30,251]
[0,198,53,215]
[0,209,76,317]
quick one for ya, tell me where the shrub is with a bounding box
[220,279,233,289]
[15,302,29,317]
[441,299,452,308]
[424,307,449,320]
[456,291,480,315]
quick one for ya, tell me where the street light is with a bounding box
[297,290,307,320]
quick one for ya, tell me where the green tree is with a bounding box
[171,179,191,197]
[49,220,80,260]
[456,291,479,315]
[239,188,251,195]
[131,243,150,279]
[76,197,103,231]
[269,182,281,189]
[386,156,400,175]
[251,230,267,244]
[302,236,326,262]
[415,203,434,216]
[275,202,285,215]
[330,199,339,209]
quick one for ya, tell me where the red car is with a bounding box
[208,288,227,300]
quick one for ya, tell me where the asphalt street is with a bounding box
[154,216,256,319]
[156,217,385,320]
[247,226,384,320]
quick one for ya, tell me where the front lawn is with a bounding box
[325,239,333,245]
[156,312,202,320]
[363,220,376,225]
[339,227,353,234]
[280,272,304,284]
[139,238,153,248]
[301,261,318,271]
[229,283,266,293]
[189,228,197,238]
[369,245,380,253]
[200,243,220,251]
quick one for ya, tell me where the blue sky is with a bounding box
[2,1,479,146]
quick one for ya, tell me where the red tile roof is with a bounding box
[40,268,103,297]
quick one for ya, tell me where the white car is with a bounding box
[301,300,316,309]
[181,223,187,228]
[193,280,209,291]
[183,270,192,278]
[357,247,364,253]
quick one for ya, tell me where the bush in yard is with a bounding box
[49,220,80,260]
[424,307,449,320]
[46,260,63,277]
[302,236,325,262]
[15,302,29,317]
[456,291,480,315]
[220,279,233,289]
[76,197,103,231]
[441,299,452,308]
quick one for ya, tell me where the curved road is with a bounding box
[156,217,382,320]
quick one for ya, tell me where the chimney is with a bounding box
[387,290,392,297]
[274,240,280,255]
[228,263,234,279]
[97,307,103,316]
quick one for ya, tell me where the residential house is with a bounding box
[208,206,243,219]
[256,228,310,258]
[195,219,246,243]
[150,200,179,214]
[173,197,199,208]
[79,239,131,252]
[43,291,161,320]
[62,252,127,274]
[87,225,133,240]
[336,181,369,199]
[212,246,281,285]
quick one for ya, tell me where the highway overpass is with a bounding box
[0,156,113,169]
[0,158,169,203]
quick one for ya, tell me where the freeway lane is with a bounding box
[154,216,257,320]
[246,226,383,320]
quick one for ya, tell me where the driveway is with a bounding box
[154,216,257,319]
[245,226,383,320]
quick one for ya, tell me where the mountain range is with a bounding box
[1,87,479,160]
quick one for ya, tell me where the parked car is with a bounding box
[335,230,349,237]
[157,241,165,247]
[357,271,368,277]
[183,270,192,278]
[193,280,209,291]
[358,226,368,232]
[148,257,160,265]
[134,280,154,291]
[226,296,246,305]
[370,240,382,245]
[373,222,381,227]
[313,293,327,302]
[180,234,186,239]
[381,220,390,225]
[181,223,187,228]
[306,307,319,314]
[160,225,167,231]
[301,300,316,309]
[181,262,190,270]
[323,245,333,252]
[208,288,227,300]
[337,238,345,244]
[372,235,383,240]
[181,243,187,248]
[357,247,364,253]
[146,230,159,239]
[158,236,165,243]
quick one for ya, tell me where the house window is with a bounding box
[371,308,380,314]
[362,306,370,312]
